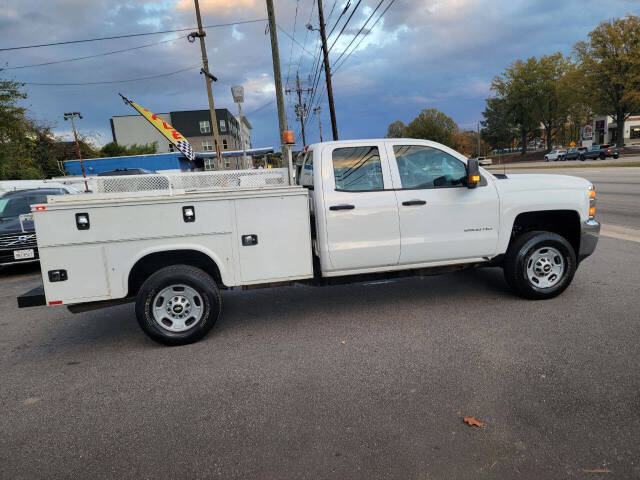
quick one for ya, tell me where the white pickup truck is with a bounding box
[18,139,600,345]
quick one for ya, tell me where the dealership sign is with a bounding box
[582,125,593,140]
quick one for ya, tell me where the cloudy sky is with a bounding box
[0,0,636,150]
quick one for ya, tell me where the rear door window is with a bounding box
[332,146,383,191]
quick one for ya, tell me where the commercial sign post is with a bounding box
[231,86,247,169]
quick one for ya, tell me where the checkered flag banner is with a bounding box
[119,93,197,161]
[175,140,195,161]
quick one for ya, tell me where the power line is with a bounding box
[19,64,200,86]
[276,25,315,57]
[285,0,301,88]
[333,0,385,66]
[2,35,187,70]
[333,0,397,73]
[245,99,275,116]
[327,0,362,53]
[0,19,266,52]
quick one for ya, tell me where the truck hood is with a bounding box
[0,216,34,235]
[491,173,591,194]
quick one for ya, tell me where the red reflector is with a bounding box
[35,205,46,211]
[48,300,62,305]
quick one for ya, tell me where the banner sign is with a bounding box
[119,94,196,160]
[581,125,593,140]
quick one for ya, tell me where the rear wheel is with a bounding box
[135,265,221,345]
[599,152,606,160]
[579,155,585,161]
[503,231,576,300]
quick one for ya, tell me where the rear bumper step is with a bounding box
[17,284,46,308]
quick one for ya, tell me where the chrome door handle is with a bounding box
[329,204,355,211]
[402,200,426,206]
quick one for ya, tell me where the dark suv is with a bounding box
[0,188,68,266]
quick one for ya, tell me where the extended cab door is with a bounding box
[318,142,400,272]
[387,142,500,265]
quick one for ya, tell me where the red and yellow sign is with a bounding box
[120,94,195,160]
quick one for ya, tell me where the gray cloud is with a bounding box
[0,0,636,149]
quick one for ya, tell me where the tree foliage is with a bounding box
[574,14,640,146]
[385,120,406,138]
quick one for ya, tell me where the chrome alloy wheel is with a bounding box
[526,246,565,289]
[152,284,204,333]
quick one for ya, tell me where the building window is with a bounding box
[169,143,175,152]
[631,127,640,139]
[223,139,228,150]
[225,159,231,169]
[202,140,213,152]
[220,119,227,132]
[199,120,211,134]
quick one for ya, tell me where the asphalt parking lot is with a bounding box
[1,166,639,479]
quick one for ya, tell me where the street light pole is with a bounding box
[191,0,223,168]
[63,112,88,192]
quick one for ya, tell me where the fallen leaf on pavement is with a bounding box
[340,340,346,345]
[463,416,484,427]
[24,397,41,405]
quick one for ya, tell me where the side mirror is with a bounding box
[466,159,480,189]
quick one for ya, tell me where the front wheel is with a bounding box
[579,155,585,161]
[503,231,577,300]
[135,265,221,345]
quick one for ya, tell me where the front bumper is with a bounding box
[579,219,600,262]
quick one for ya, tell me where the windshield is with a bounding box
[0,191,59,220]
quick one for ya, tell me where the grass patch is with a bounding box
[487,161,640,170]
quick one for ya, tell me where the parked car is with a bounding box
[564,147,587,160]
[544,149,567,161]
[19,138,600,345]
[97,168,156,176]
[475,157,493,166]
[599,144,620,159]
[0,188,71,267]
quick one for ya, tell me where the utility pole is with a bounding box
[286,73,313,146]
[317,0,338,140]
[190,0,223,168]
[266,0,288,143]
[63,112,88,192]
[477,122,481,157]
[313,106,323,142]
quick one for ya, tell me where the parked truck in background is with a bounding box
[18,139,600,345]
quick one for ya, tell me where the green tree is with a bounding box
[574,15,640,146]
[385,120,406,138]
[99,141,157,157]
[403,108,459,148]
[535,53,572,150]
[490,57,541,154]
[481,97,518,150]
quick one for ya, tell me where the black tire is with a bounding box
[599,152,605,160]
[613,154,619,159]
[503,231,577,300]
[579,155,585,161]
[135,265,221,346]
